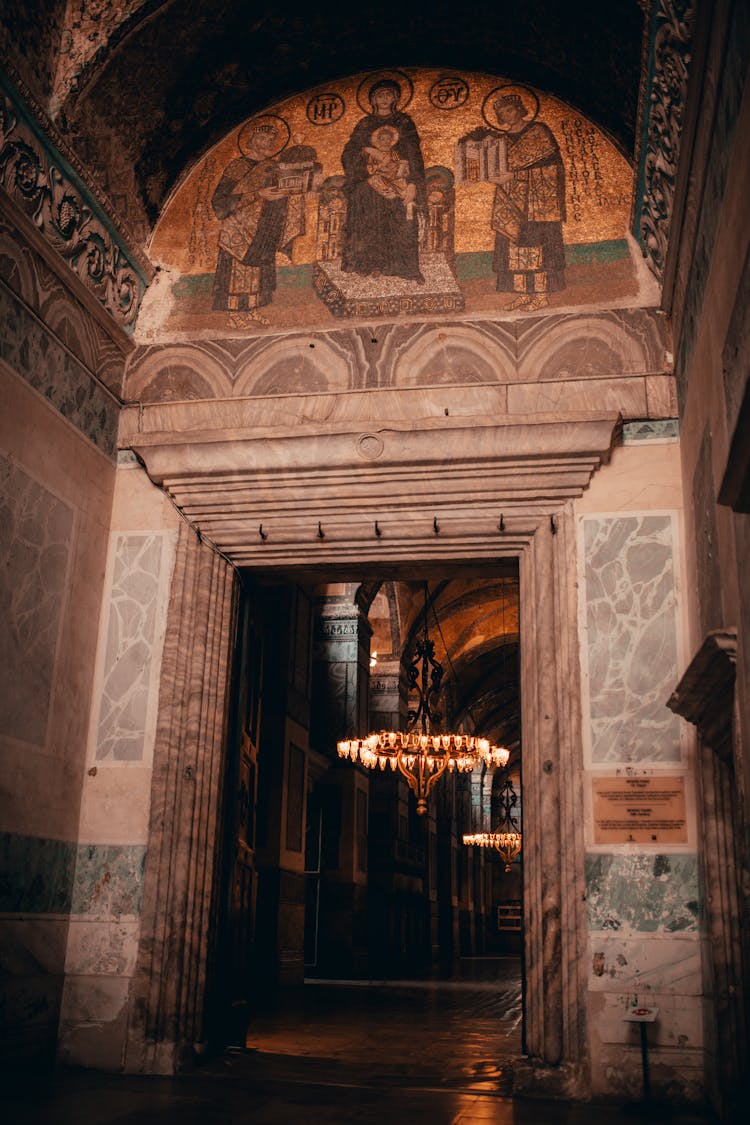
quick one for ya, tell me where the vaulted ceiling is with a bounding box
[3,0,646,244]
[368,578,521,760]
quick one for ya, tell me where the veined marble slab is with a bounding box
[70,843,146,919]
[585,852,700,933]
[93,532,168,763]
[582,513,682,763]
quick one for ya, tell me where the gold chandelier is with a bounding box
[337,585,510,814]
[463,774,522,871]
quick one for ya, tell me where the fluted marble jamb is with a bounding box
[517,505,588,1096]
[694,708,748,1117]
[124,521,239,1074]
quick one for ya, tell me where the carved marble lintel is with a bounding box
[667,628,737,759]
[636,0,695,281]
[0,72,148,331]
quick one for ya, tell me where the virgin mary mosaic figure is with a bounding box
[340,77,427,283]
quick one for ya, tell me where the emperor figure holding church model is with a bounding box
[457,84,566,310]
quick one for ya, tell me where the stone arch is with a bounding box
[234,336,352,397]
[124,344,233,401]
[518,314,657,382]
[391,324,516,387]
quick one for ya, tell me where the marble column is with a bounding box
[369,658,408,733]
[310,598,372,975]
[124,521,239,1074]
[312,600,372,747]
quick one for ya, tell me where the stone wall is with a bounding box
[57,465,179,1069]
[665,3,750,1114]
[576,429,704,1103]
[0,255,123,1065]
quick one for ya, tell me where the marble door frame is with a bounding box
[125,414,615,1091]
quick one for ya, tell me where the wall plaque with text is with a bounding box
[592,776,687,844]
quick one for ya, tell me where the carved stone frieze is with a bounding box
[124,308,672,408]
[637,0,695,281]
[0,73,148,331]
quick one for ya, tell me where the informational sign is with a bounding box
[623,1005,659,1023]
[592,776,687,844]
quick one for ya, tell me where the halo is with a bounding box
[237,114,290,159]
[357,70,414,115]
[481,84,539,131]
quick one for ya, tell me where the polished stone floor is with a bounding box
[5,959,715,1124]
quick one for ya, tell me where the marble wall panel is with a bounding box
[645,374,678,418]
[586,932,703,994]
[1,971,65,1064]
[70,843,146,919]
[0,835,146,918]
[0,833,76,913]
[64,919,140,977]
[585,853,700,934]
[621,419,679,443]
[582,514,682,763]
[0,918,70,976]
[93,533,166,763]
[0,456,74,747]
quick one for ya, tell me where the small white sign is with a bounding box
[624,1006,659,1023]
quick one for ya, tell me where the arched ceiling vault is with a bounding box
[12,0,645,240]
[368,578,521,753]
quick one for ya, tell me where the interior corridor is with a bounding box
[240,956,523,1095]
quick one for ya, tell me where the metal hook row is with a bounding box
[256,515,531,540]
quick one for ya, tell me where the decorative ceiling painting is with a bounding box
[150,69,637,334]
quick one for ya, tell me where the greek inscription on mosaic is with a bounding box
[307,93,346,125]
[429,76,469,110]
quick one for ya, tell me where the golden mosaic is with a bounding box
[150,69,636,333]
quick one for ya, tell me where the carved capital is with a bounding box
[667,628,737,759]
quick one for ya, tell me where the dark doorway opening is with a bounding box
[215,567,524,1080]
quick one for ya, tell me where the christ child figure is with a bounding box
[364,125,417,219]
